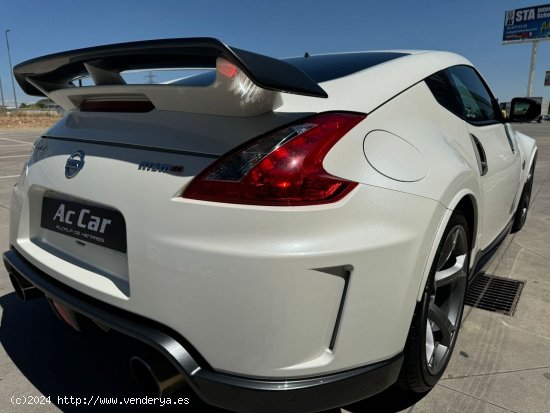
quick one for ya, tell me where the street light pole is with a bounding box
[5,29,18,110]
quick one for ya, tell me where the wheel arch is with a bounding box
[515,130,538,184]
[415,190,479,302]
[528,148,538,176]
[450,194,477,248]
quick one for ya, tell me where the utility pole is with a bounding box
[145,71,156,84]
[0,75,5,109]
[526,41,539,97]
[5,29,18,110]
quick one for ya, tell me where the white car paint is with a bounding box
[7,48,537,382]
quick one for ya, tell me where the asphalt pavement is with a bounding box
[0,124,549,413]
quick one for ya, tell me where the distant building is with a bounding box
[542,98,549,115]
[41,101,64,114]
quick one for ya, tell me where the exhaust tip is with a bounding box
[130,355,185,397]
[9,271,43,301]
[130,356,161,395]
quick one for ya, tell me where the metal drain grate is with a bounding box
[465,273,524,316]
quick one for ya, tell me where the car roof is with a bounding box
[286,50,471,82]
[277,50,473,114]
[285,52,409,83]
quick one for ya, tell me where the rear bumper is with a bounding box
[3,248,402,413]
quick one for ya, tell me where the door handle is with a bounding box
[470,134,488,176]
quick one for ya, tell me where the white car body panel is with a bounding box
[323,81,481,208]
[11,147,445,376]
[466,122,521,248]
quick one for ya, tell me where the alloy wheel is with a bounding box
[425,224,468,375]
[519,171,533,228]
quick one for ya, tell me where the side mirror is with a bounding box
[508,98,541,123]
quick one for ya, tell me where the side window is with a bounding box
[446,66,498,123]
[425,65,502,125]
[425,71,463,118]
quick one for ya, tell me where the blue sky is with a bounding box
[0,0,549,104]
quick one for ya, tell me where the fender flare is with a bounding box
[415,189,479,301]
[528,148,538,176]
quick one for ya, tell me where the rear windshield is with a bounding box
[285,52,408,83]
[172,52,408,86]
[171,71,216,86]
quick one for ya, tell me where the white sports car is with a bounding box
[3,38,538,412]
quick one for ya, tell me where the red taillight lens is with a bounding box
[182,112,366,206]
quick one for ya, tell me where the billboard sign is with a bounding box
[503,4,550,41]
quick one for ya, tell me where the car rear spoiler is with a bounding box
[14,37,327,98]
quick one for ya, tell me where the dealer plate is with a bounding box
[41,196,127,253]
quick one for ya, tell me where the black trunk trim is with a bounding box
[43,135,220,159]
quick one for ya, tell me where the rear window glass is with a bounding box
[171,71,216,86]
[285,52,408,83]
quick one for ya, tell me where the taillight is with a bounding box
[182,112,366,206]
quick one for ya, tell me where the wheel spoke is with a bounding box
[434,254,467,288]
[437,229,459,270]
[425,322,435,363]
[428,301,455,347]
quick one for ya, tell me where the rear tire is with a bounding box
[511,160,536,233]
[398,211,469,392]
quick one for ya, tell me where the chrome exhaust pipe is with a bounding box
[130,354,186,396]
[9,271,43,301]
